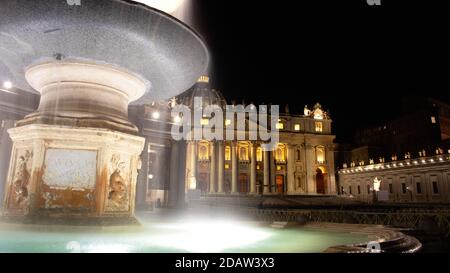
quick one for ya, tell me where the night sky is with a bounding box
[188,0,449,142]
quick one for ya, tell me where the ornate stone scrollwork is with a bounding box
[10,150,33,207]
[107,154,129,210]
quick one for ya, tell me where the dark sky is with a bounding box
[188,0,450,142]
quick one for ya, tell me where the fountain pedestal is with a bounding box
[2,62,145,223]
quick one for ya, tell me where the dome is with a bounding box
[176,76,227,109]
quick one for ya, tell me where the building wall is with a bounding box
[338,154,450,203]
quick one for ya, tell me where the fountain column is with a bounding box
[231,141,238,194]
[3,62,146,222]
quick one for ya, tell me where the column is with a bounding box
[0,120,15,205]
[263,149,270,194]
[217,141,224,193]
[209,142,216,193]
[305,143,315,193]
[326,145,337,194]
[176,140,187,208]
[270,150,276,193]
[250,143,257,194]
[168,141,179,208]
[135,138,149,209]
[231,141,238,194]
[186,141,197,191]
[287,144,295,194]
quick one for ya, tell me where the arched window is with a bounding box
[316,146,325,164]
[275,144,286,162]
[239,145,249,161]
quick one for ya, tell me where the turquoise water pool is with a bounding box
[0,212,369,253]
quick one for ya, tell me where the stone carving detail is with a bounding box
[106,154,129,211]
[10,150,33,208]
[304,103,330,120]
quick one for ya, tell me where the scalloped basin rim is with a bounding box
[0,0,210,103]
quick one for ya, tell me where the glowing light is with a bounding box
[173,116,182,123]
[200,118,209,126]
[152,111,160,119]
[197,75,210,83]
[294,124,301,131]
[148,174,154,179]
[225,119,232,126]
[373,177,381,192]
[152,220,272,252]
[3,81,12,89]
[133,0,185,14]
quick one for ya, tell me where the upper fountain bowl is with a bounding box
[0,0,209,103]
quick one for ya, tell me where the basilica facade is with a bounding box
[129,77,337,208]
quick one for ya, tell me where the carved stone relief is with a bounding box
[106,153,130,211]
[8,149,33,209]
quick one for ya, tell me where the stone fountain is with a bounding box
[0,0,208,224]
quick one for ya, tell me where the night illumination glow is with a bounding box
[3,81,12,89]
[152,220,272,252]
[152,111,160,119]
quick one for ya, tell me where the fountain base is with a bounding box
[2,124,144,222]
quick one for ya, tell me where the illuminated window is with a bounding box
[431,116,437,124]
[256,165,260,170]
[201,118,209,126]
[256,147,263,162]
[198,142,209,160]
[239,144,249,161]
[276,165,282,171]
[294,124,301,131]
[316,146,325,164]
[225,146,231,161]
[275,144,286,162]
[225,119,232,126]
[276,122,284,130]
[224,163,230,169]
[315,122,323,132]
